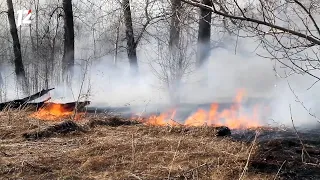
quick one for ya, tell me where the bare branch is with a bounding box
[289,104,311,162]
[181,0,320,45]
[0,11,7,15]
[293,0,320,37]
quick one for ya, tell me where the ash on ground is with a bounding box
[232,127,320,180]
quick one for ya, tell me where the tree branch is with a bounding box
[0,11,7,15]
[181,0,320,45]
[293,0,320,38]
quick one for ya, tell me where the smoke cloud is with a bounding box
[1,35,320,129]
[52,37,320,128]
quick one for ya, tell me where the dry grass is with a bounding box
[0,111,275,180]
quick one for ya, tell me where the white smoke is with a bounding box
[1,0,320,129]
[2,35,320,128]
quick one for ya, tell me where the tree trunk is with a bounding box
[0,71,3,87]
[62,0,75,78]
[114,17,121,67]
[196,0,212,67]
[169,0,181,51]
[169,0,182,105]
[6,0,28,88]
[122,0,139,74]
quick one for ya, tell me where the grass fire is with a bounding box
[29,101,89,121]
[132,89,264,129]
[1,88,320,179]
[2,0,320,179]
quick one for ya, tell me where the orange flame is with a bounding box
[132,89,264,129]
[30,103,84,121]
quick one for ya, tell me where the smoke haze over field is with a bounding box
[1,36,320,128]
[1,0,320,129]
[70,37,320,128]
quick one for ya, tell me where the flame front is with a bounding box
[132,89,264,129]
[30,103,84,121]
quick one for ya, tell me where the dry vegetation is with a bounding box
[0,111,318,180]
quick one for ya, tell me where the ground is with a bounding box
[0,111,319,180]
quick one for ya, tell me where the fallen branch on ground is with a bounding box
[0,88,54,111]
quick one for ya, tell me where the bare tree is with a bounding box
[182,0,320,84]
[6,0,28,90]
[169,0,182,51]
[122,0,138,74]
[196,0,212,67]
[62,0,75,78]
[168,0,183,104]
[148,0,196,104]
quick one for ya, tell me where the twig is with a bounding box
[181,0,320,45]
[49,7,64,18]
[0,11,7,15]
[127,172,142,180]
[289,104,311,163]
[288,81,320,123]
[167,138,182,179]
[273,160,286,180]
[239,130,259,180]
[177,162,210,178]
[168,118,183,126]
[131,133,136,168]
[137,100,151,120]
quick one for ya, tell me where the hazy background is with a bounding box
[41,37,320,128]
[1,0,320,128]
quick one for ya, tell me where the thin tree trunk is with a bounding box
[114,18,121,67]
[122,0,139,74]
[92,28,96,58]
[62,0,75,78]
[0,72,3,87]
[51,14,59,84]
[34,0,40,92]
[0,71,3,102]
[169,0,182,105]
[6,0,28,89]
[169,0,181,51]
[196,0,212,67]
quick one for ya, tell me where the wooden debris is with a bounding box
[0,88,54,111]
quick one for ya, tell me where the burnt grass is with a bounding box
[0,112,319,179]
[233,128,320,180]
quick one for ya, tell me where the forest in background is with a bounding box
[1,0,320,127]
[0,0,228,103]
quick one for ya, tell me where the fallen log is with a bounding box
[61,101,91,111]
[0,88,54,111]
[19,97,52,111]
[38,101,91,112]
[17,88,54,103]
[85,106,131,114]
